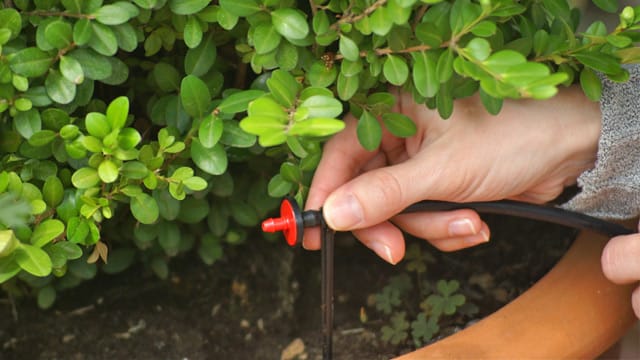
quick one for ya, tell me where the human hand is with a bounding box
[602,223,640,318]
[304,86,601,264]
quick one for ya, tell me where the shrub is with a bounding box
[0,0,638,308]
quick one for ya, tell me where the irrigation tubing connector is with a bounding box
[261,197,634,360]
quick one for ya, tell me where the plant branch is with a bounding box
[330,0,387,31]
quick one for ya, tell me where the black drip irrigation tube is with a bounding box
[261,198,633,360]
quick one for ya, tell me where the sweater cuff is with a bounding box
[562,64,640,220]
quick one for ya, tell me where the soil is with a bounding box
[0,214,574,360]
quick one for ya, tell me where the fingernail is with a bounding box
[370,241,397,265]
[324,193,364,230]
[448,218,477,237]
[464,230,490,246]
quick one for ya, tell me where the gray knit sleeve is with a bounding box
[562,64,640,220]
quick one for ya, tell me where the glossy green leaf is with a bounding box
[199,114,223,148]
[9,48,54,78]
[357,111,382,151]
[15,109,42,140]
[68,49,112,81]
[219,0,260,17]
[592,0,618,13]
[436,48,455,84]
[185,34,217,76]
[307,61,337,87]
[289,118,345,137]
[184,15,203,48]
[412,51,439,98]
[191,139,227,175]
[0,8,21,39]
[71,167,100,189]
[247,97,288,120]
[471,21,497,37]
[217,90,264,114]
[98,159,119,183]
[59,56,85,84]
[383,55,409,86]
[465,38,491,61]
[253,23,281,54]
[382,113,416,137]
[337,72,359,101]
[479,88,503,115]
[606,34,632,48]
[181,75,211,118]
[240,116,287,135]
[299,95,343,118]
[113,23,138,52]
[89,22,118,56]
[43,176,64,207]
[44,20,73,49]
[580,68,602,102]
[369,6,393,36]
[45,71,76,105]
[31,219,65,248]
[85,112,111,138]
[73,18,93,46]
[28,130,57,147]
[169,0,210,15]
[106,96,129,130]
[15,244,52,277]
[94,2,139,25]
[339,35,360,62]
[266,70,300,108]
[573,52,621,75]
[117,128,141,150]
[271,9,309,40]
[130,193,159,224]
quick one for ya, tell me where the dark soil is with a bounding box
[0,214,574,360]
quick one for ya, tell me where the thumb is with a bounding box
[322,156,449,231]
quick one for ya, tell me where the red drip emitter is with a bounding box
[261,196,322,246]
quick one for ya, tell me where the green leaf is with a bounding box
[130,193,159,224]
[592,0,618,13]
[185,34,217,76]
[9,48,54,78]
[218,0,260,17]
[383,55,409,86]
[580,68,602,102]
[94,2,139,25]
[217,90,265,114]
[337,72,359,101]
[247,97,288,120]
[0,230,18,257]
[101,248,135,274]
[59,56,85,84]
[267,70,300,108]
[382,113,416,138]
[271,9,309,40]
[45,71,76,104]
[465,38,491,61]
[181,75,211,118]
[412,51,439,98]
[339,35,360,62]
[606,34,632,48]
[199,114,223,147]
[153,63,180,92]
[169,0,210,15]
[191,139,228,175]
[289,118,345,137]
[0,8,21,39]
[73,18,93,46]
[107,96,129,130]
[479,88,503,115]
[573,52,622,75]
[68,49,113,81]
[85,112,111,138]
[482,50,526,69]
[37,285,56,309]
[267,174,292,197]
[299,95,343,118]
[71,167,100,189]
[184,15,203,48]
[357,111,382,151]
[89,22,118,56]
[15,109,42,140]
[183,176,207,191]
[436,48,455,84]
[307,61,337,87]
[98,159,119,183]
[31,219,65,248]
[471,21,497,37]
[239,116,287,135]
[28,130,57,147]
[121,161,149,179]
[43,176,64,207]
[253,23,281,55]
[15,244,52,277]
[44,20,73,49]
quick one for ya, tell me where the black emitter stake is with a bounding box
[261,198,634,360]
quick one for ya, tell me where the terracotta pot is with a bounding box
[395,230,637,359]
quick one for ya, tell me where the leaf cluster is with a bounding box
[0,0,638,307]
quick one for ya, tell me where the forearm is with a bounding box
[563,64,640,219]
